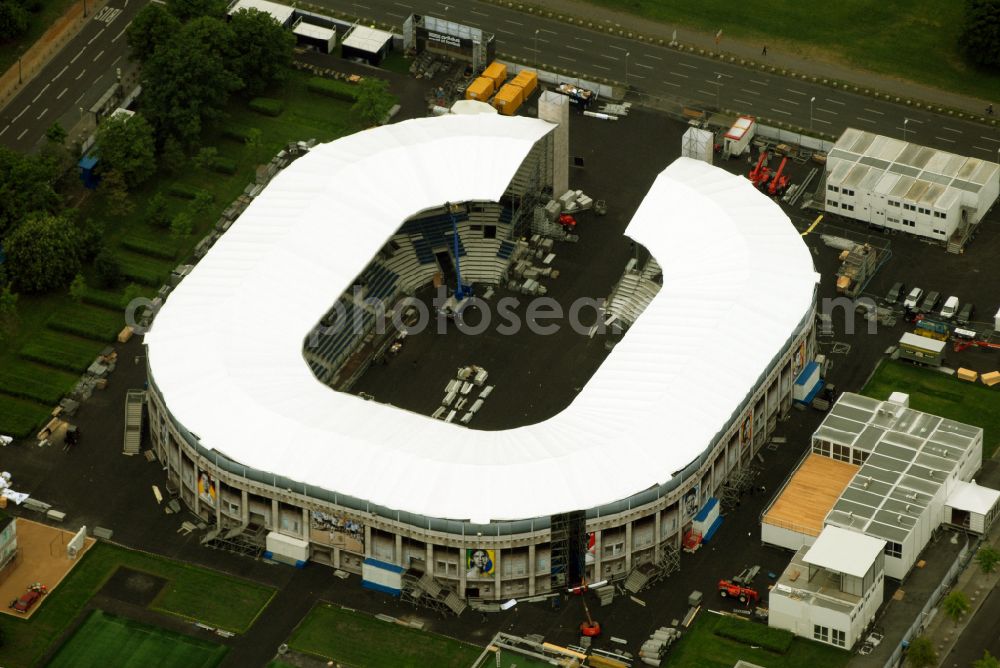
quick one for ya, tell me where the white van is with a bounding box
[940,296,960,319]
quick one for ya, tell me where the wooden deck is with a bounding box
[762,454,859,537]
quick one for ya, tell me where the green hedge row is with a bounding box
[119,256,168,287]
[0,361,78,405]
[210,157,238,175]
[249,97,284,116]
[714,617,794,654]
[19,331,99,373]
[0,396,51,439]
[47,303,123,342]
[80,287,126,310]
[222,126,253,142]
[306,77,359,102]
[121,235,177,261]
[167,183,201,200]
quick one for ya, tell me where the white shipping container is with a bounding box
[681,127,714,165]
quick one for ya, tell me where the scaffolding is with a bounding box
[719,463,762,512]
[200,523,267,559]
[400,570,467,616]
[622,542,680,595]
[549,510,587,590]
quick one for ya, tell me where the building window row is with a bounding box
[852,450,870,465]
[932,228,947,236]
[828,199,838,208]
[814,625,830,643]
[842,188,855,196]
[831,628,846,647]
[902,219,916,228]
[887,216,900,224]
[832,443,851,462]
[841,203,854,212]
[917,206,931,215]
[828,184,839,193]
[888,199,900,207]
[933,211,946,219]
[885,541,903,558]
[903,203,916,211]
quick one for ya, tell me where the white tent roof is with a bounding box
[947,480,1000,515]
[293,21,335,41]
[342,25,393,53]
[145,114,818,523]
[227,0,294,25]
[805,525,885,578]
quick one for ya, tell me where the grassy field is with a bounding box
[0,542,275,668]
[0,0,79,76]
[0,69,364,438]
[585,0,1000,102]
[667,612,849,668]
[48,610,229,668]
[289,603,482,668]
[862,360,1000,456]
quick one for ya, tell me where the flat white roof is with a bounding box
[145,115,817,523]
[293,21,334,41]
[805,525,885,578]
[342,25,393,53]
[227,0,294,25]
[725,115,754,141]
[899,331,946,353]
[947,480,1000,515]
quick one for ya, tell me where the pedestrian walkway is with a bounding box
[484,0,994,116]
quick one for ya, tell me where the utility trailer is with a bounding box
[723,115,756,158]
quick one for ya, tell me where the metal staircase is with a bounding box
[123,390,145,455]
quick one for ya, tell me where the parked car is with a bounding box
[10,589,41,614]
[940,296,960,319]
[885,281,906,305]
[956,302,975,325]
[919,291,941,314]
[903,287,924,310]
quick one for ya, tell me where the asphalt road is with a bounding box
[943,583,1000,667]
[327,0,1000,161]
[0,0,142,153]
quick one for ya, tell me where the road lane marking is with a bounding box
[608,44,628,52]
[935,136,956,143]
[749,78,768,85]
[739,88,760,95]
[470,9,488,16]
[814,118,832,125]
[392,1,411,7]
[697,89,713,96]
[825,98,846,105]
[628,73,645,79]
[74,92,85,104]
[76,68,86,80]
[71,49,86,64]
[942,127,962,133]
[504,19,523,26]
[565,45,584,52]
[733,98,752,106]
[13,105,29,122]
[574,36,592,42]
[557,55,575,62]
[635,62,653,70]
[87,29,105,46]
[770,108,791,115]
[972,146,991,152]
[37,107,47,120]
[17,128,28,140]
[857,117,876,123]
[0,126,6,137]
[863,108,884,115]
[539,28,557,35]
[643,54,662,61]
[678,62,697,69]
[32,83,50,102]
[662,80,680,87]
[816,107,837,115]
[802,215,823,236]
[57,87,68,99]
[669,71,689,78]
[778,98,799,105]
[786,88,807,95]
[496,28,515,36]
[592,64,609,71]
[981,136,1000,143]
[705,79,721,86]
[112,21,131,42]
[53,65,68,81]
[601,54,619,61]
[93,49,105,62]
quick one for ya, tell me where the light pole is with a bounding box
[625,51,629,84]
[903,118,909,143]
[534,29,539,69]
[810,96,815,132]
[17,57,22,84]
[716,73,722,111]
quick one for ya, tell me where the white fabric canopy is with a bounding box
[145,114,818,523]
[805,525,885,578]
[947,480,1000,516]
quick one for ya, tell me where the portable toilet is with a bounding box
[482,61,508,89]
[78,155,100,190]
[465,76,495,101]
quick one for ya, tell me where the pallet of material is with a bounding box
[957,368,979,382]
[118,325,134,343]
[982,371,1000,387]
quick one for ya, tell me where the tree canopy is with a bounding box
[906,635,937,668]
[0,147,61,241]
[166,0,227,22]
[352,78,395,127]
[960,0,1000,69]
[3,214,81,293]
[0,1,30,40]
[229,8,294,96]
[96,113,157,188]
[127,3,181,63]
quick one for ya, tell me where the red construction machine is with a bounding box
[748,150,770,188]
[767,156,790,196]
[718,579,760,605]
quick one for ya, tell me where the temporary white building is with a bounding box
[946,480,1000,533]
[681,127,713,165]
[825,128,1000,242]
[145,113,817,524]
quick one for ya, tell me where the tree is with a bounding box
[121,283,145,308]
[975,650,1000,668]
[170,212,194,239]
[0,282,18,343]
[941,589,971,626]
[351,77,395,127]
[160,135,186,174]
[146,193,171,229]
[140,18,241,144]
[166,0,227,22]
[193,146,218,170]
[0,147,61,239]
[96,113,157,188]
[94,248,123,289]
[69,274,87,302]
[3,214,81,293]
[244,127,263,161]
[126,2,181,63]
[189,190,214,215]
[976,546,1000,574]
[73,217,104,263]
[229,8,294,96]
[97,169,134,216]
[45,122,67,145]
[0,1,30,40]
[960,0,1000,69]
[906,635,937,668]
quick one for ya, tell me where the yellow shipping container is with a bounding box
[465,76,495,101]
[510,70,538,98]
[492,83,524,115]
[482,61,508,87]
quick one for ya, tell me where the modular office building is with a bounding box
[824,128,999,243]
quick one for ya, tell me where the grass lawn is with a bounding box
[862,360,1000,456]
[0,0,79,76]
[0,68,365,439]
[667,612,849,668]
[0,542,275,668]
[584,0,1000,102]
[289,603,482,668]
[48,610,229,668]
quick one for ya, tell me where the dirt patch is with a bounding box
[98,567,167,608]
[0,518,96,620]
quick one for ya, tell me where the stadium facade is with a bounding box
[145,113,818,602]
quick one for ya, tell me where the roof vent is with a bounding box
[898,514,905,524]
[906,504,912,512]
